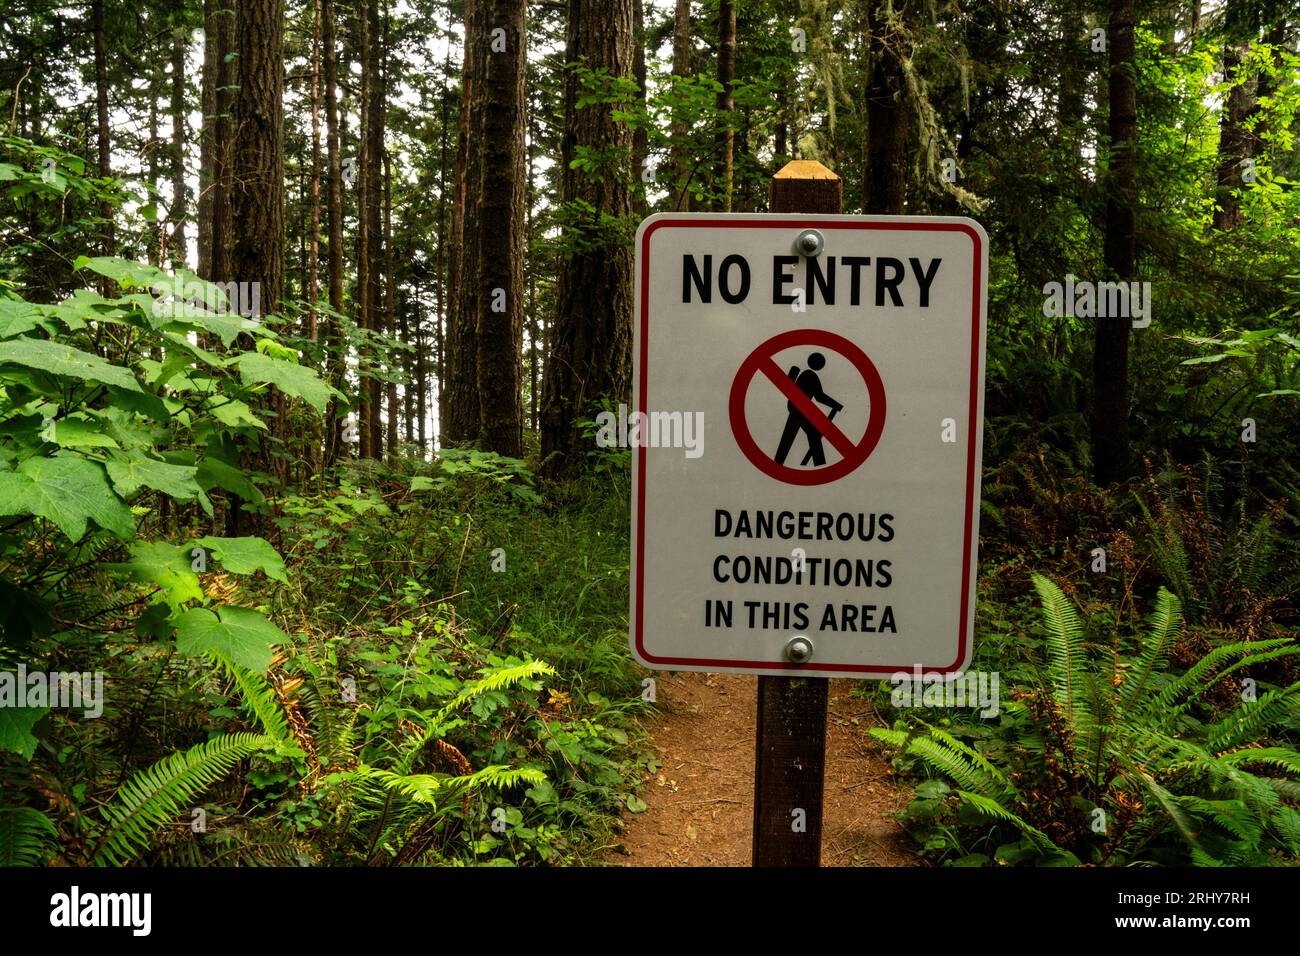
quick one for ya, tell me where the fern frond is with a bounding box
[1135,494,1198,616]
[886,731,1015,802]
[954,790,1062,854]
[205,650,292,745]
[1139,639,1296,726]
[395,660,555,775]
[0,806,58,866]
[1207,685,1300,753]
[1031,573,1093,740]
[1119,587,1181,712]
[352,766,442,805]
[442,765,547,792]
[1181,796,1263,846]
[427,660,555,731]
[92,732,272,866]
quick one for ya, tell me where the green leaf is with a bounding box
[195,456,265,503]
[0,453,134,540]
[0,300,43,339]
[0,338,141,392]
[205,396,266,430]
[174,606,285,672]
[48,417,119,449]
[73,256,172,291]
[190,536,288,582]
[105,452,202,501]
[231,352,341,412]
[106,541,204,608]
[163,305,261,347]
[0,706,46,760]
[626,794,648,813]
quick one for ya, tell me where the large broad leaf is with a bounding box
[164,306,262,348]
[106,541,204,607]
[0,300,43,339]
[0,706,45,760]
[190,536,288,582]
[48,417,119,450]
[0,453,134,540]
[106,451,202,500]
[205,395,265,430]
[174,606,284,672]
[73,255,172,291]
[232,352,340,412]
[0,338,141,392]
[161,331,228,368]
[195,456,265,503]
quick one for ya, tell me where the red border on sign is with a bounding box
[634,217,985,675]
[729,328,887,486]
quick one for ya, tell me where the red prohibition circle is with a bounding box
[729,328,887,486]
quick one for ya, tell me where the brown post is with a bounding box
[752,160,840,867]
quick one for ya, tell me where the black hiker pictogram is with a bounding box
[773,352,844,467]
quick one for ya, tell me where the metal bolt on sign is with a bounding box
[794,229,824,257]
[784,636,814,663]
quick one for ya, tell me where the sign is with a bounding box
[630,214,988,678]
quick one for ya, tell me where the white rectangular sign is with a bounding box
[629,213,988,678]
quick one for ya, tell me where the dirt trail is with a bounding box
[609,672,916,866]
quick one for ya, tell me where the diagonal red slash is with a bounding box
[758,358,859,461]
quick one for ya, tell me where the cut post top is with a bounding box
[773,160,840,181]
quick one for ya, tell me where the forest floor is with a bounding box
[607,672,917,866]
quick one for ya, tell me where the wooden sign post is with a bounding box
[751,160,840,867]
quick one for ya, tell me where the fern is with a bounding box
[1031,573,1093,740]
[1138,639,1294,725]
[205,649,293,746]
[954,791,1062,855]
[428,659,555,730]
[92,732,273,866]
[870,726,1014,802]
[442,765,546,792]
[398,659,555,774]
[0,806,58,866]
[1119,587,1181,711]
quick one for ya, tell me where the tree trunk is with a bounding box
[670,0,692,210]
[322,0,345,465]
[92,0,114,261]
[444,0,479,446]
[355,1,374,458]
[632,0,648,217]
[469,0,527,457]
[540,0,634,477]
[864,0,910,214]
[384,147,399,461]
[169,30,187,270]
[433,3,454,449]
[307,0,322,340]
[198,0,219,279]
[713,0,735,211]
[227,0,285,530]
[229,0,285,306]
[526,99,539,432]
[1212,41,1253,231]
[364,0,387,458]
[1091,0,1136,486]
